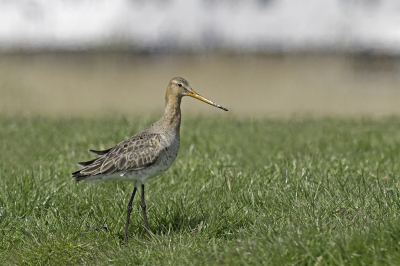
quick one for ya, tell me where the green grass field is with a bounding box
[1,115,400,265]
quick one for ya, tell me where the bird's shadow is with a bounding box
[85,196,236,244]
[112,199,213,242]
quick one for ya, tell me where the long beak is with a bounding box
[187,89,228,111]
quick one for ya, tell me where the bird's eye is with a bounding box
[178,83,182,87]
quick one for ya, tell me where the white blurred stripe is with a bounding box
[0,0,399,53]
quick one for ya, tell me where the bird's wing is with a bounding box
[88,148,113,156]
[73,133,164,180]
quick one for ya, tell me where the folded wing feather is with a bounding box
[73,133,163,181]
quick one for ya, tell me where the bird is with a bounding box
[72,77,228,242]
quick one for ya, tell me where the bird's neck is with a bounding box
[162,94,181,132]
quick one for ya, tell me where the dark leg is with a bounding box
[141,184,151,240]
[124,186,137,243]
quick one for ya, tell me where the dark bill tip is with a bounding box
[218,105,228,111]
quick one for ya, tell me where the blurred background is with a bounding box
[1,0,400,117]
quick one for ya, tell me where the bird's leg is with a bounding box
[141,183,151,240]
[124,186,137,243]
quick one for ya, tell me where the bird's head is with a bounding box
[167,77,228,111]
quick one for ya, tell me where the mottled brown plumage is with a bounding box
[73,133,163,180]
[72,77,227,242]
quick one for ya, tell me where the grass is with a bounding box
[1,115,400,265]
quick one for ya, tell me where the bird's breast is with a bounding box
[160,131,180,166]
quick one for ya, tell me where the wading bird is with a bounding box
[72,77,227,242]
